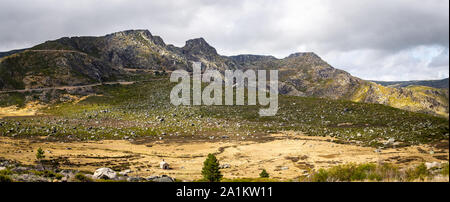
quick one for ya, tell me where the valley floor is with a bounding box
[1,131,447,181]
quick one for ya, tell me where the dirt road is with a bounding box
[0,81,135,94]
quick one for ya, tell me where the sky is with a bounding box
[0,0,448,81]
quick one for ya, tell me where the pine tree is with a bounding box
[201,153,223,182]
[36,147,45,160]
[259,169,269,178]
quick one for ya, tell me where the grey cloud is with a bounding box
[0,0,448,80]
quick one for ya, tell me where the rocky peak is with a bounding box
[286,52,320,59]
[105,29,166,46]
[108,29,152,37]
[284,52,330,67]
[151,36,166,47]
[182,38,218,56]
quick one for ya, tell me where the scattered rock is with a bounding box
[93,168,117,180]
[127,176,145,182]
[219,164,231,169]
[11,166,30,173]
[119,169,132,176]
[12,174,48,182]
[59,170,76,179]
[148,175,175,182]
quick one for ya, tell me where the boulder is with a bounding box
[59,170,76,179]
[219,164,231,169]
[119,169,132,176]
[146,176,159,181]
[93,168,117,180]
[11,166,30,173]
[146,175,175,182]
[425,162,441,170]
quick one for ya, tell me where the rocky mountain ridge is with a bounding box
[373,78,449,89]
[0,29,448,117]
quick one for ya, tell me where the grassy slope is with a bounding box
[0,74,448,147]
[349,82,449,118]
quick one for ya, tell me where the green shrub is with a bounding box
[259,169,269,178]
[377,163,400,180]
[406,163,429,181]
[367,173,383,181]
[31,170,64,179]
[442,163,449,176]
[74,173,92,182]
[36,147,45,160]
[311,163,397,182]
[312,168,329,182]
[201,154,223,182]
[0,169,13,176]
[0,174,13,182]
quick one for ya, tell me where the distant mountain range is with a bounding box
[372,78,449,89]
[0,48,27,58]
[0,29,448,117]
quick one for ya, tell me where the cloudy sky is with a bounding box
[0,0,448,81]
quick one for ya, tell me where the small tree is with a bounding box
[201,153,223,182]
[260,169,269,178]
[36,147,45,161]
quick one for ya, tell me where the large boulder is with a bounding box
[425,162,441,170]
[147,175,175,182]
[93,168,117,180]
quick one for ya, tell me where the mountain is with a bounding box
[0,48,26,58]
[372,78,449,89]
[0,50,122,90]
[0,29,448,117]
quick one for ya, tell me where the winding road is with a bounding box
[0,81,135,94]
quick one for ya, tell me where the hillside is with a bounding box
[0,50,122,90]
[1,75,448,181]
[373,78,449,89]
[1,75,448,146]
[0,29,448,117]
[0,48,26,58]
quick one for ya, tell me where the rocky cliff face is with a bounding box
[0,29,448,117]
[31,30,186,71]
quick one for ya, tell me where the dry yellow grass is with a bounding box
[0,131,447,181]
[0,102,45,119]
